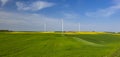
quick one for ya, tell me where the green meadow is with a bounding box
[0,32,120,57]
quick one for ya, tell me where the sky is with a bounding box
[0,0,120,32]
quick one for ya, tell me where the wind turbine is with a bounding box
[61,19,64,35]
[44,20,47,32]
[78,23,80,32]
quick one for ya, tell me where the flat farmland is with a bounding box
[0,32,120,57]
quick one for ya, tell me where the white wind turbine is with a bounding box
[61,19,64,35]
[78,23,80,32]
[44,20,47,32]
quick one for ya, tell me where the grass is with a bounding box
[0,32,120,57]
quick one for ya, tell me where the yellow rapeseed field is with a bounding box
[77,32,106,34]
[63,32,106,34]
[8,31,106,35]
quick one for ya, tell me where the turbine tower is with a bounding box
[61,19,64,34]
[44,21,47,32]
[78,23,80,32]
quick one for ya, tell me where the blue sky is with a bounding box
[0,0,120,32]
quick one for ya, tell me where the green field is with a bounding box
[0,32,120,57]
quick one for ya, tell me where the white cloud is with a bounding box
[0,11,81,31]
[0,11,109,31]
[0,0,8,6]
[62,12,80,19]
[63,13,80,19]
[86,0,120,17]
[16,1,55,11]
[113,0,120,4]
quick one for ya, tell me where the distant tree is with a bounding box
[0,30,12,32]
[92,31,95,32]
[117,32,120,34]
[104,31,116,34]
